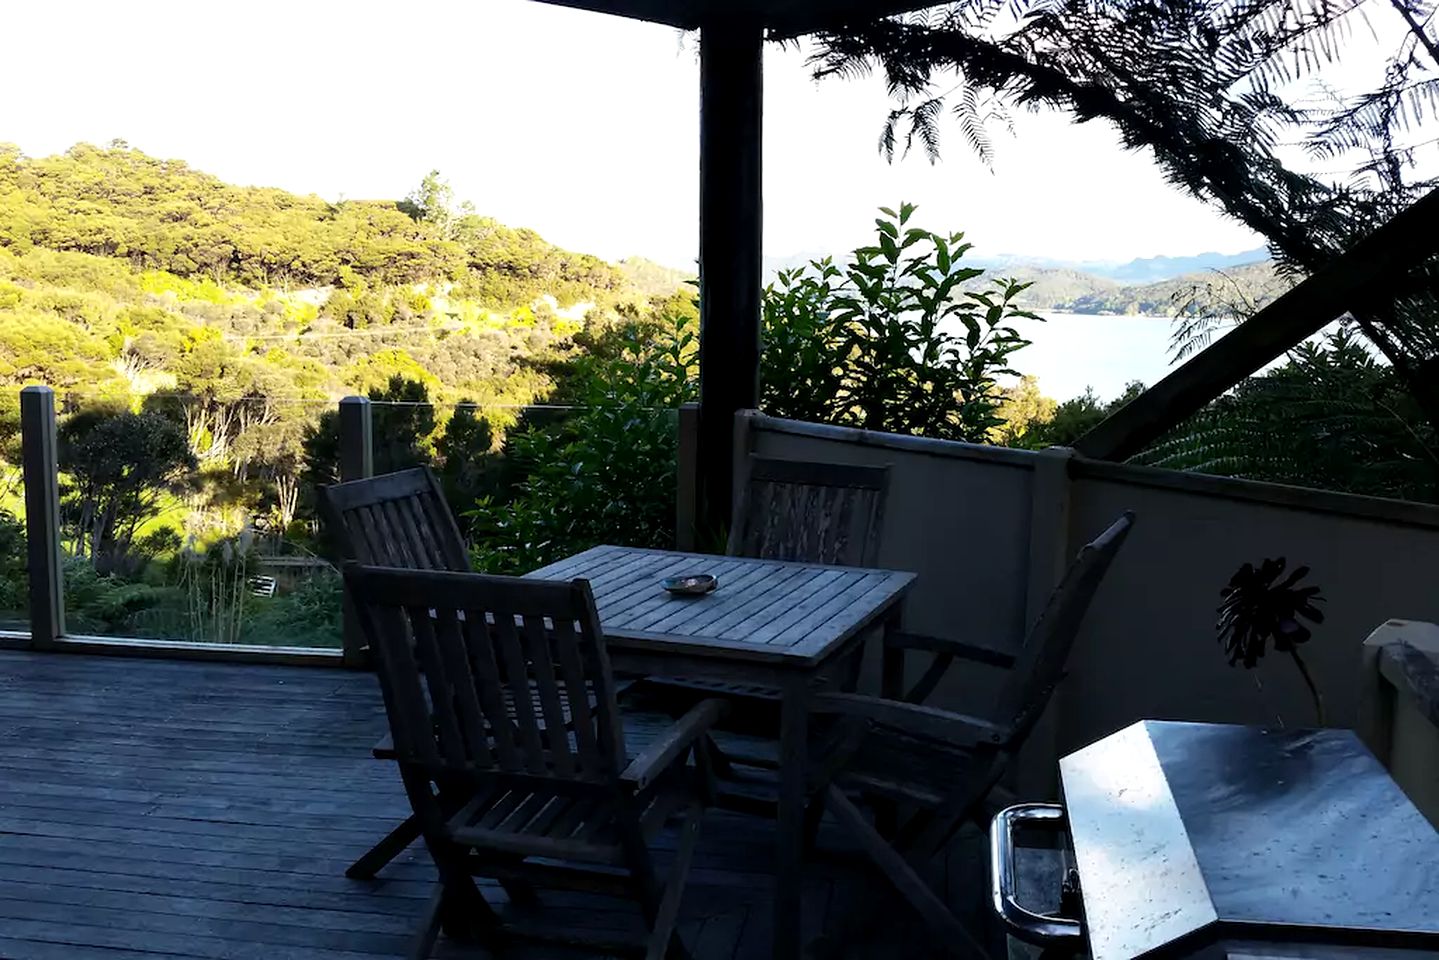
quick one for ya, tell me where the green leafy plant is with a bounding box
[1217,557,1327,725]
[0,508,27,617]
[761,203,1037,442]
[1137,324,1439,502]
[467,314,697,573]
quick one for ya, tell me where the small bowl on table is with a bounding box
[662,574,717,597]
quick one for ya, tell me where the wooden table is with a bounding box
[528,544,916,959]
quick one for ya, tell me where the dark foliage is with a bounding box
[1217,557,1326,667]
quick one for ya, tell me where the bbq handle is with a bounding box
[990,803,1086,945]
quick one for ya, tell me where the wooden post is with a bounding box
[1015,446,1075,798]
[20,387,64,647]
[338,396,373,483]
[697,18,763,539]
[676,402,700,551]
[337,396,373,667]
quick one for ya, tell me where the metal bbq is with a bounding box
[992,720,1439,960]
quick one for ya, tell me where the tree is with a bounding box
[435,403,501,518]
[1136,325,1439,501]
[992,375,1057,446]
[399,170,468,241]
[808,0,1439,431]
[470,314,698,573]
[761,203,1036,442]
[59,409,196,575]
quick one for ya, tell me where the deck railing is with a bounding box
[11,387,381,666]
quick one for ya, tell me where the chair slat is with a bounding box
[433,609,494,768]
[406,606,469,766]
[460,613,522,769]
[479,788,527,829]
[400,494,443,568]
[553,616,605,777]
[363,605,439,766]
[493,611,548,773]
[381,498,425,568]
[522,612,577,777]
[728,456,890,567]
[317,466,471,574]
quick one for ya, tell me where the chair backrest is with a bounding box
[317,467,470,571]
[996,511,1135,747]
[344,564,627,784]
[728,456,890,567]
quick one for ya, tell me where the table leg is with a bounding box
[880,606,905,700]
[876,607,905,839]
[774,675,808,959]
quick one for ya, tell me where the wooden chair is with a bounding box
[639,456,891,758]
[317,467,470,880]
[806,511,1135,958]
[728,456,890,566]
[346,563,724,960]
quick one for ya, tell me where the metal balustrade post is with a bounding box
[337,396,373,667]
[20,387,64,648]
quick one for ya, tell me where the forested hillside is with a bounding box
[0,142,694,643]
[0,142,687,415]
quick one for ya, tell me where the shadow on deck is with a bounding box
[0,650,993,959]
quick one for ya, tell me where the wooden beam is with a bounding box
[697,18,763,535]
[1074,186,1439,461]
[529,0,944,33]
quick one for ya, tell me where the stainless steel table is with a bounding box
[529,544,916,959]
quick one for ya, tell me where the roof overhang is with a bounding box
[530,0,942,33]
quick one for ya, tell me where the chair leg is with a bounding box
[824,786,992,960]
[347,813,424,879]
[802,795,825,853]
[409,885,446,960]
[645,803,702,960]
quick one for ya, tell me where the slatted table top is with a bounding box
[528,545,916,667]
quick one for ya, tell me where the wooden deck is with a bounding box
[0,649,996,960]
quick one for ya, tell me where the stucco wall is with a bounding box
[746,413,1439,783]
[1063,463,1439,754]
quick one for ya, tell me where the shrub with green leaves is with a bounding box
[0,509,26,618]
[468,314,697,573]
[761,203,1037,442]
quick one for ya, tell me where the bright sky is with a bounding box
[2,0,1359,269]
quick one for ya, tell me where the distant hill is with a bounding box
[965,247,1271,283]
[1042,260,1289,315]
[764,245,1285,317]
[1093,247,1270,283]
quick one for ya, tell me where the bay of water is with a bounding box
[1005,311,1180,404]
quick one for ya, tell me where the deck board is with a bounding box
[0,649,993,959]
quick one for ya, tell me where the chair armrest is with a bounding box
[621,698,730,792]
[887,631,1017,670]
[811,692,1010,748]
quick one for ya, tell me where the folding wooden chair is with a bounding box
[728,456,890,567]
[317,467,469,879]
[806,511,1136,958]
[346,564,725,959]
